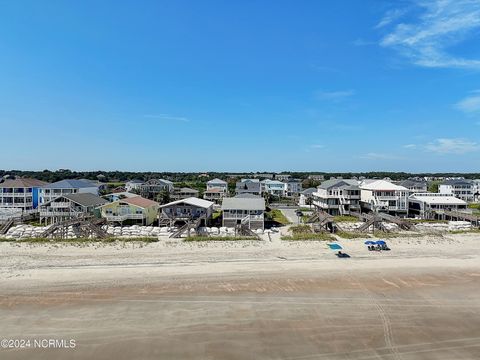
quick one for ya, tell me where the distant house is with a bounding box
[39,193,108,225]
[0,178,48,214]
[99,196,160,225]
[408,193,468,218]
[235,179,261,196]
[206,178,228,192]
[439,179,475,203]
[125,179,144,192]
[298,188,316,207]
[275,174,291,181]
[110,186,127,193]
[170,187,200,201]
[159,197,214,226]
[308,174,325,181]
[204,178,228,203]
[79,179,108,192]
[398,179,427,193]
[312,179,360,216]
[261,179,286,196]
[221,196,266,230]
[359,179,409,215]
[39,179,99,205]
[138,179,174,199]
[285,179,303,197]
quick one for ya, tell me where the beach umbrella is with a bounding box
[327,243,343,250]
[376,240,386,245]
[364,240,376,245]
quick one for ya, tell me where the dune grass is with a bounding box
[266,209,290,225]
[335,231,365,239]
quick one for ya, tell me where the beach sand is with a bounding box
[1,232,480,359]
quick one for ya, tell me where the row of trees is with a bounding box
[2,169,479,184]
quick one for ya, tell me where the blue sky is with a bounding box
[1,0,480,172]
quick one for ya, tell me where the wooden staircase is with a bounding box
[39,216,110,239]
[0,219,14,235]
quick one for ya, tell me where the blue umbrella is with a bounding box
[376,240,386,245]
[327,243,343,250]
[364,240,376,245]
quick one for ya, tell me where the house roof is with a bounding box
[122,196,159,208]
[103,192,139,199]
[301,188,317,195]
[441,179,473,186]
[262,179,285,185]
[160,197,214,209]
[234,193,261,198]
[360,180,407,191]
[207,178,227,185]
[0,178,48,188]
[409,193,467,205]
[42,179,97,189]
[63,193,109,207]
[127,179,144,184]
[176,187,199,193]
[398,179,427,188]
[222,197,266,211]
[236,181,261,192]
[319,179,359,190]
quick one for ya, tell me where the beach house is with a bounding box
[170,187,200,201]
[39,179,99,205]
[397,179,428,193]
[261,179,286,197]
[159,197,214,226]
[204,178,228,203]
[39,193,108,225]
[235,179,262,196]
[439,179,475,203]
[359,179,409,216]
[408,193,468,219]
[285,179,303,197]
[312,179,360,216]
[221,196,266,230]
[137,179,174,199]
[99,196,160,225]
[0,178,48,214]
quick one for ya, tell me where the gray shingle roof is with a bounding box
[222,197,266,211]
[62,193,108,207]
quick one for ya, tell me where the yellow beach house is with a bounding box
[98,196,159,226]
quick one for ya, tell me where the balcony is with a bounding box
[104,213,145,222]
[40,210,84,217]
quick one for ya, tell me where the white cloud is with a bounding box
[455,91,480,113]
[359,152,403,160]
[375,8,407,29]
[143,114,190,122]
[315,89,355,101]
[425,138,479,154]
[310,144,325,149]
[403,144,417,149]
[379,0,480,69]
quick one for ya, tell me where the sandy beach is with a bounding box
[1,232,480,359]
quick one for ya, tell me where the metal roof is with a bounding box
[409,193,467,205]
[159,197,214,209]
[207,178,227,184]
[221,197,266,211]
[41,179,97,189]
